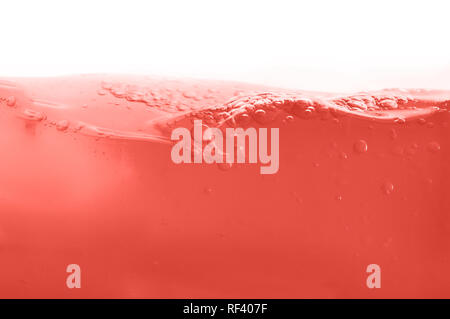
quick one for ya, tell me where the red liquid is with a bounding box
[0,75,448,298]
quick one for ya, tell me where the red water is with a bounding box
[0,74,448,298]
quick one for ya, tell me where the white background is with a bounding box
[0,0,449,92]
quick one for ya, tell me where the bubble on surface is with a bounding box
[56,120,70,131]
[20,109,45,121]
[6,96,16,107]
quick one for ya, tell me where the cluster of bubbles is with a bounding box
[179,90,450,133]
[98,81,223,113]
[0,87,445,198]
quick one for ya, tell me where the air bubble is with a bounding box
[285,115,294,123]
[291,98,313,113]
[21,109,45,121]
[379,99,398,109]
[253,109,267,124]
[56,120,69,131]
[235,113,251,126]
[353,140,368,154]
[427,141,441,153]
[382,181,394,195]
[6,96,16,107]
[340,152,348,160]
[394,117,406,124]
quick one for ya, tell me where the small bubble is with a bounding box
[380,99,398,109]
[291,98,314,117]
[22,109,45,121]
[235,113,251,126]
[394,117,406,124]
[204,187,213,195]
[353,139,368,154]
[427,141,441,153]
[97,89,107,96]
[253,109,267,124]
[285,115,294,123]
[294,106,315,119]
[335,195,343,201]
[182,91,196,99]
[340,152,348,160]
[6,96,16,107]
[382,181,394,195]
[56,120,69,131]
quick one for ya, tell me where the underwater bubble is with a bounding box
[253,109,267,124]
[427,141,441,153]
[285,115,294,123]
[353,139,368,154]
[382,181,394,195]
[235,113,251,126]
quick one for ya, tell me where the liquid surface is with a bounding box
[0,75,449,298]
